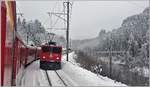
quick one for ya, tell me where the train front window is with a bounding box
[42,46,61,53]
[42,46,49,52]
[52,47,61,53]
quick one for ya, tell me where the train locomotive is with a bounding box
[40,34,62,70]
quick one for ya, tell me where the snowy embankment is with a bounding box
[16,52,127,86]
[131,67,149,77]
[62,52,127,86]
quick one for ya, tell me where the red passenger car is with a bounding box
[1,1,40,86]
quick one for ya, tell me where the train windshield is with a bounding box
[42,46,61,53]
[52,47,61,53]
[42,46,49,52]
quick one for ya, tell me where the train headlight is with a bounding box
[43,56,45,59]
[56,57,59,60]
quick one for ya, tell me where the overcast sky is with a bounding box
[16,0,149,40]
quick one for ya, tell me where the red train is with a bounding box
[1,1,40,86]
[40,42,62,70]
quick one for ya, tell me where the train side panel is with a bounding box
[1,2,7,85]
[1,1,40,86]
[26,46,38,64]
[1,1,14,85]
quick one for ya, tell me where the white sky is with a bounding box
[16,0,149,40]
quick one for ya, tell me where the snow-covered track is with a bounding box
[45,70,52,86]
[55,70,78,86]
[55,70,67,86]
[45,70,69,86]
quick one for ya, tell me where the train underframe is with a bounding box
[40,61,61,70]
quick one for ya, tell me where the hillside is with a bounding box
[16,19,66,47]
[71,7,149,51]
[71,7,149,86]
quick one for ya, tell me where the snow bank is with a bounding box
[131,67,149,77]
[62,60,127,86]
[62,51,80,66]
[62,52,126,86]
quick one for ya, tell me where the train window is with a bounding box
[42,46,49,52]
[52,47,61,53]
[42,46,61,53]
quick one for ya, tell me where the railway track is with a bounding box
[45,70,52,86]
[44,70,67,86]
[55,70,67,86]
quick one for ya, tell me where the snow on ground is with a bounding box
[142,67,149,77]
[18,60,41,86]
[17,52,127,86]
[62,51,126,86]
[131,67,149,77]
[62,59,126,86]
[62,51,80,66]
[46,71,66,86]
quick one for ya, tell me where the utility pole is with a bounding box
[109,47,112,78]
[70,38,71,50]
[27,24,30,44]
[47,1,71,62]
[109,35,112,78]
[66,1,69,61]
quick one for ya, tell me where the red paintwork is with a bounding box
[40,45,62,62]
[1,1,41,86]
[1,1,7,86]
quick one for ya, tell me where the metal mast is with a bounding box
[66,1,69,61]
